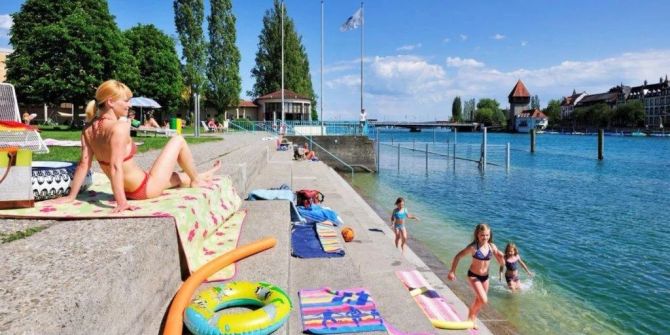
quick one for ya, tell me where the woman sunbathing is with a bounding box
[46,80,221,213]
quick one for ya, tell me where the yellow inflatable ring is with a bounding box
[184,281,292,335]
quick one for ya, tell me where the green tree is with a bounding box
[124,24,183,116]
[174,0,206,97]
[573,103,612,127]
[463,98,476,121]
[614,100,645,127]
[531,94,541,110]
[494,109,507,126]
[451,96,462,122]
[250,0,317,120]
[474,108,494,126]
[6,0,139,108]
[593,103,613,127]
[476,98,500,112]
[207,0,241,115]
[543,99,561,125]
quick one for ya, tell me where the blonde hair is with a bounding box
[472,223,493,244]
[84,80,132,122]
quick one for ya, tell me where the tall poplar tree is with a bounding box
[250,0,317,120]
[124,24,184,115]
[463,98,476,121]
[206,0,241,115]
[451,96,462,122]
[174,0,206,98]
[531,94,541,109]
[6,0,139,108]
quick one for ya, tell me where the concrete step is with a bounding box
[0,217,180,335]
[0,135,276,335]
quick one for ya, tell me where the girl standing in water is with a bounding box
[447,223,504,326]
[391,197,419,255]
[499,242,534,291]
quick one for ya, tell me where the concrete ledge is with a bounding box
[0,134,276,335]
[0,218,180,335]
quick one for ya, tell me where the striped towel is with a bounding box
[395,270,464,324]
[298,287,386,334]
[316,222,343,253]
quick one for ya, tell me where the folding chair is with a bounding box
[201,120,215,133]
[0,83,49,153]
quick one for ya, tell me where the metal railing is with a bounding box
[229,120,371,136]
[226,120,358,178]
[302,134,356,179]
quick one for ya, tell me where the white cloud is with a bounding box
[396,43,422,52]
[521,41,528,47]
[0,14,12,30]
[326,74,359,89]
[323,50,670,120]
[446,57,485,68]
[443,38,450,43]
[460,34,468,41]
[493,33,506,40]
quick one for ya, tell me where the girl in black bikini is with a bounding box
[499,242,534,291]
[447,223,504,327]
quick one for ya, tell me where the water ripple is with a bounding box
[357,131,670,335]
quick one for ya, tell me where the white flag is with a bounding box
[340,8,363,32]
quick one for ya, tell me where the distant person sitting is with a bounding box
[143,112,160,128]
[22,112,36,125]
[162,120,170,129]
[207,118,218,132]
[216,121,227,132]
[293,144,305,160]
[303,143,316,160]
[128,110,141,128]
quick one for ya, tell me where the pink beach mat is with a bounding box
[395,270,467,326]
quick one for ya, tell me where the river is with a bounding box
[352,129,670,335]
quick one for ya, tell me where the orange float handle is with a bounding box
[163,237,277,335]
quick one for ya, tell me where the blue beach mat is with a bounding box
[291,225,345,258]
[247,188,305,224]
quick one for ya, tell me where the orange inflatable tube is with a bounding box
[163,237,277,335]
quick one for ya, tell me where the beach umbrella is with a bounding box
[130,97,162,122]
[130,97,161,108]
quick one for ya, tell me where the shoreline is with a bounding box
[347,176,520,335]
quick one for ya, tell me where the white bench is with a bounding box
[134,127,176,137]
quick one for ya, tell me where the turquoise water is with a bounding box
[353,129,670,335]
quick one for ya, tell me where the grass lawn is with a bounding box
[36,128,221,162]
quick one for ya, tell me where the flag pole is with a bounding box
[319,0,323,136]
[360,1,364,116]
[281,0,285,125]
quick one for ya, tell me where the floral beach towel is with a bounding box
[0,172,246,281]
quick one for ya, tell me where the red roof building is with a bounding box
[507,80,548,132]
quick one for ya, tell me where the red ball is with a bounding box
[341,227,355,242]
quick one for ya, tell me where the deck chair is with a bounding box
[201,120,215,133]
[0,83,49,153]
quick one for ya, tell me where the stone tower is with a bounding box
[508,79,531,129]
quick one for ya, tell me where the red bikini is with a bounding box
[94,117,149,200]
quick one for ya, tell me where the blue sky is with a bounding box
[1,0,670,121]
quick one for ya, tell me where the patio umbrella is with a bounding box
[130,97,162,123]
[130,97,161,108]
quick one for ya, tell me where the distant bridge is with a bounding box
[369,121,479,132]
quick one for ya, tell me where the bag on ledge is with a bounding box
[296,189,324,208]
[0,148,34,209]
